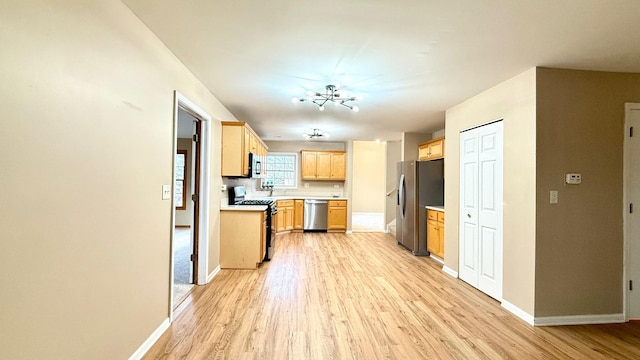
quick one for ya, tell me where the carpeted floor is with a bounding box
[173,228,194,304]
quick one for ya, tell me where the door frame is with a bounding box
[624,102,640,320]
[170,91,212,319]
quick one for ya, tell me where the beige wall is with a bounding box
[175,138,193,226]
[385,141,402,226]
[535,68,640,316]
[352,141,386,213]
[402,132,432,161]
[0,1,234,359]
[445,68,537,315]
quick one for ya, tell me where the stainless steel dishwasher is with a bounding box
[303,199,328,231]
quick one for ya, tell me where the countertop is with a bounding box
[425,205,445,212]
[221,205,268,211]
[266,196,348,201]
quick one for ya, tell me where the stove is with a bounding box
[229,186,277,261]
[238,199,277,214]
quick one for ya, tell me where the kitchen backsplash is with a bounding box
[222,177,345,206]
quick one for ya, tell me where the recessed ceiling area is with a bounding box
[122,0,640,142]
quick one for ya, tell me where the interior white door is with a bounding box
[459,130,479,286]
[459,121,504,301]
[477,122,503,300]
[627,105,640,319]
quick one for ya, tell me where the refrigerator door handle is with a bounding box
[399,174,406,219]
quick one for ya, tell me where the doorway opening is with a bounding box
[173,110,201,306]
[171,92,212,318]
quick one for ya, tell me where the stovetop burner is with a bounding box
[240,199,275,206]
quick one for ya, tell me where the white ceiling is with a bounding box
[122,0,640,142]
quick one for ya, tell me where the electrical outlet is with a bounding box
[304,183,309,188]
[550,190,558,204]
[334,184,340,189]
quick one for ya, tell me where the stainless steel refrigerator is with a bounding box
[396,159,444,255]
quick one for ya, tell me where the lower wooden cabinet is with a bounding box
[220,209,266,269]
[275,198,348,234]
[328,200,347,232]
[293,199,304,231]
[426,209,445,258]
[275,200,294,233]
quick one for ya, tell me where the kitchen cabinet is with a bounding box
[293,199,304,231]
[301,150,346,180]
[418,137,445,161]
[328,200,347,232]
[426,209,445,258]
[329,152,346,179]
[221,121,268,177]
[220,209,266,269]
[275,200,294,233]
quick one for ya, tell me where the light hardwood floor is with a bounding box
[144,232,640,359]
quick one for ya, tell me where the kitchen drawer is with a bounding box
[427,210,438,221]
[328,200,347,207]
[277,200,294,207]
[438,211,445,223]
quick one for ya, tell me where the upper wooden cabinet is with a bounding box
[301,150,346,180]
[221,121,268,177]
[418,137,445,161]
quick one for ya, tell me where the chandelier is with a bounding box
[303,128,329,139]
[292,84,360,112]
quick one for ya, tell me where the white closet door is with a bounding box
[459,121,504,301]
[459,130,479,286]
[477,122,503,300]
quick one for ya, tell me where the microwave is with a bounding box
[248,152,261,178]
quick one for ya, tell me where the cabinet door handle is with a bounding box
[467,214,471,218]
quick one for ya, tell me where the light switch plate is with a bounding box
[550,190,558,204]
[162,184,171,200]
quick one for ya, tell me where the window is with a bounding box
[175,150,187,210]
[265,152,298,189]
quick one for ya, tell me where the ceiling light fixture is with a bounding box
[292,84,360,112]
[303,128,329,139]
